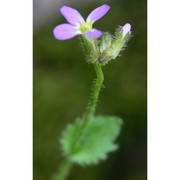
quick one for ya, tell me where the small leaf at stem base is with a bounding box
[60,115,123,165]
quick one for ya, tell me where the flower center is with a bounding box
[78,20,93,33]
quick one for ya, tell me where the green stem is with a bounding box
[55,38,104,180]
[54,159,73,180]
[55,64,103,179]
[82,63,104,127]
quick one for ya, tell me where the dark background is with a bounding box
[33,0,147,179]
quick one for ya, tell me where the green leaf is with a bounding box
[60,116,123,165]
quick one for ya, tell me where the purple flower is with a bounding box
[122,23,131,37]
[53,4,110,40]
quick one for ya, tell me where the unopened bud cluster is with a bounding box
[82,23,131,66]
[99,23,131,66]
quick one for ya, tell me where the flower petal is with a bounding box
[53,24,80,40]
[122,23,131,36]
[86,4,110,23]
[85,29,102,38]
[60,6,84,25]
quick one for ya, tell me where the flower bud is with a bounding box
[98,23,131,66]
[81,35,99,63]
[99,32,112,53]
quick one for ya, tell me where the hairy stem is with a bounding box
[82,63,104,127]
[54,64,103,180]
[56,37,104,180]
[54,159,72,180]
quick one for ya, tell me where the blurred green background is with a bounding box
[33,0,147,179]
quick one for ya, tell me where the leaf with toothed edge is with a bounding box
[60,115,123,165]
